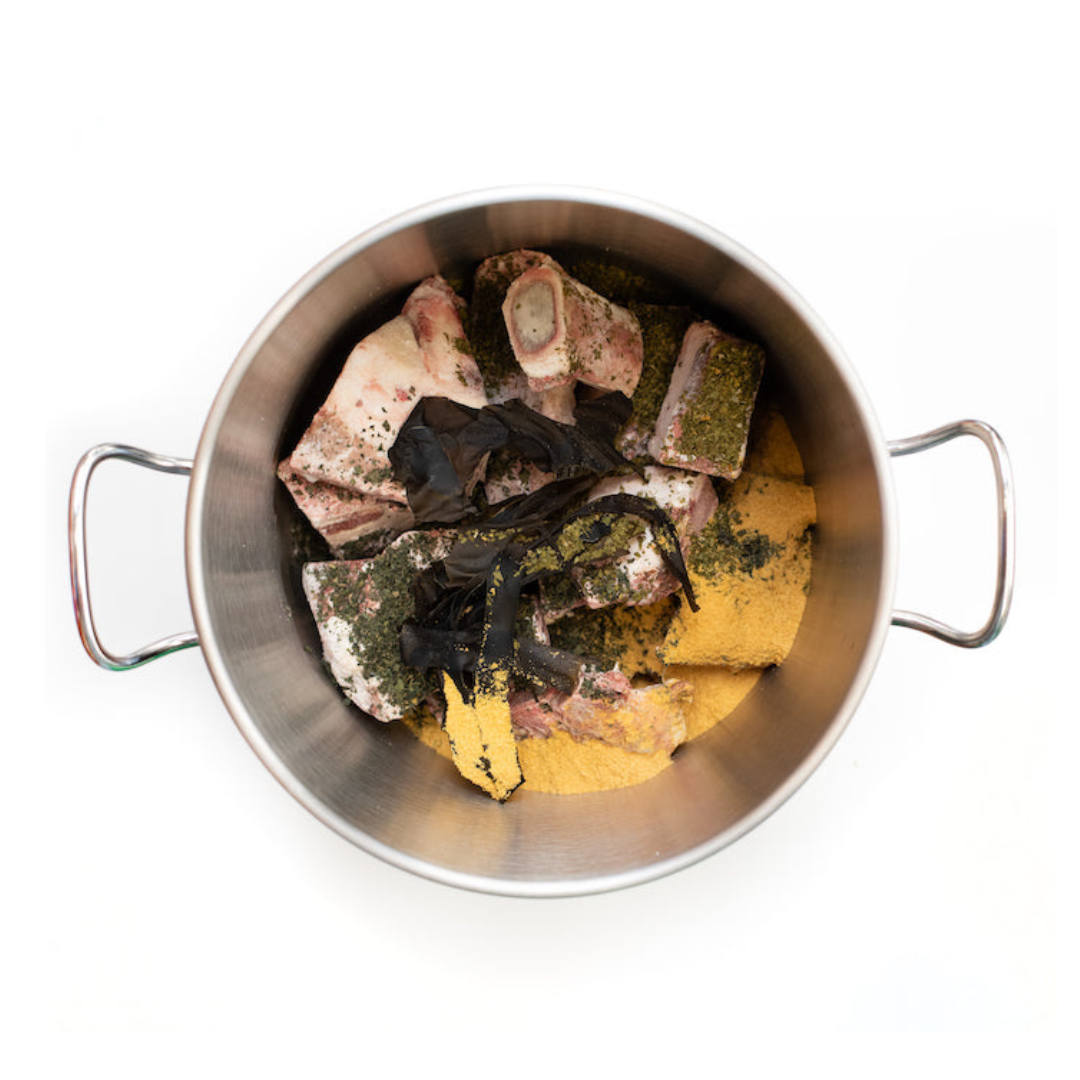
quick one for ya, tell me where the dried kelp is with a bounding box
[388,392,636,524]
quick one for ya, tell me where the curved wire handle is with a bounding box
[69,443,199,670]
[888,420,1015,648]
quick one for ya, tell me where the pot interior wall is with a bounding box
[189,194,892,894]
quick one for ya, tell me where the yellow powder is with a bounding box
[403,706,453,756]
[441,670,523,801]
[743,404,806,481]
[404,700,678,794]
[604,600,676,678]
[664,663,764,740]
[516,728,674,794]
[661,538,812,667]
[662,470,816,668]
[728,471,817,540]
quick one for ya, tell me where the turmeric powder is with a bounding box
[441,668,522,802]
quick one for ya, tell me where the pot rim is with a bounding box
[185,185,898,896]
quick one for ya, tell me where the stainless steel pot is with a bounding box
[68,188,1014,897]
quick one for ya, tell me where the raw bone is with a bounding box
[288,276,487,503]
[502,262,643,395]
[277,460,414,556]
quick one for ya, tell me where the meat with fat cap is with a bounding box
[277,460,414,556]
[287,276,488,503]
[647,320,764,480]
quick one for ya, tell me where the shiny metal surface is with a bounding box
[69,443,199,670]
[181,187,907,896]
[888,420,1015,647]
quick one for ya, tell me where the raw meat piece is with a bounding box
[507,689,557,740]
[538,576,587,624]
[402,276,487,401]
[277,460,414,556]
[287,276,488,503]
[509,669,692,755]
[472,250,615,505]
[502,263,643,395]
[647,320,765,479]
[571,466,719,610]
[615,303,697,459]
[302,531,455,722]
[482,453,555,503]
[587,465,718,539]
[517,592,549,647]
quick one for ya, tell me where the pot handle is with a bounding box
[69,443,200,670]
[887,419,1015,647]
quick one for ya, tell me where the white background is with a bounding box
[2,0,1072,1071]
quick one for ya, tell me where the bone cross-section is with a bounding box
[502,263,644,395]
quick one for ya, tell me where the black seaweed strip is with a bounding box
[399,624,581,696]
[476,475,598,531]
[388,393,637,524]
[388,399,506,523]
[475,552,525,701]
[514,640,582,694]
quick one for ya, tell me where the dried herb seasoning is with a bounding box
[558,254,682,306]
[687,502,783,578]
[672,336,766,470]
[621,303,697,452]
